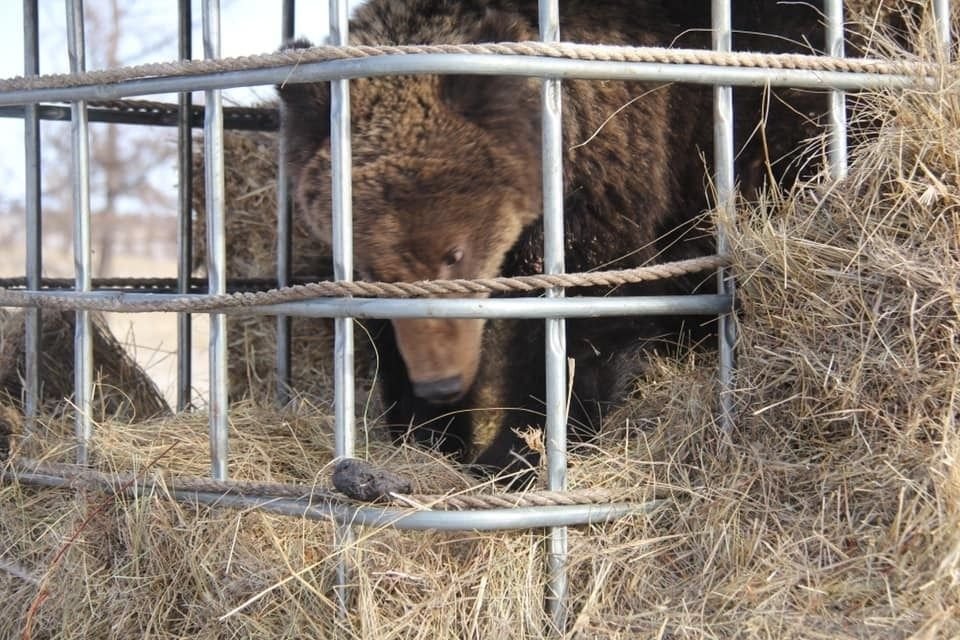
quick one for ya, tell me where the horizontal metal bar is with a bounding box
[10,470,655,531]
[230,496,651,531]
[0,54,932,107]
[0,103,277,130]
[0,293,731,318]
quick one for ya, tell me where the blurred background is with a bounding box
[0,1,365,406]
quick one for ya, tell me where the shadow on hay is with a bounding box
[0,308,170,423]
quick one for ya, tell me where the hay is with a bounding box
[2,9,959,639]
[191,128,380,406]
[0,308,170,422]
[0,392,671,639]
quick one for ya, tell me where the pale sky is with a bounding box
[0,0,367,206]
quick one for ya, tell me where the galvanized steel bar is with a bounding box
[539,0,568,633]
[22,0,41,431]
[329,0,355,471]
[176,0,193,411]
[0,293,732,318]
[0,103,277,130]
[329,0,356,619]
[203,0,229,480]
[66,0,93,466]
[276,0,296,406]
[234,294,732,319]
[712,0,736,434]
[934,0,953,58]
[0,56,934,107]
[826,0,848,180]
[8,469,657,531]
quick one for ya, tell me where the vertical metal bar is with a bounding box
[176,0,193,411]
[933,0,952,59]
[539,0,568,633]
[712,0,736,434]
[330,0,354,467]
[203,0,229,480]
[276,0,296,406]
[826,0,848,180]
[330,0,356,619]
[23,0,41,431]
[66,0,92,466]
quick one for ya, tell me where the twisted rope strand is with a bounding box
[0,41,937,95]
[3,458,637,511]
[0,254,728,314]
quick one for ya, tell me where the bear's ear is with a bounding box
[472,7,532,44]
[439,10,538,130]
[276,38,331,168]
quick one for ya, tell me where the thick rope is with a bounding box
[0,41,939,95]
[2,458,637,512]
[0,254,728,314]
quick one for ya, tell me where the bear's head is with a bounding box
[278,12,541,404]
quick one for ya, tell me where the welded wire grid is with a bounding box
[5,0,953,632]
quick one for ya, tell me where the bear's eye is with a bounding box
[442,247,464,267]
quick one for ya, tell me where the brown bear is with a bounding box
[277,0,827,480]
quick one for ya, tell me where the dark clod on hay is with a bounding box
[332,457,414,501]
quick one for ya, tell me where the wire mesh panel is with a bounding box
[4,3,948,517]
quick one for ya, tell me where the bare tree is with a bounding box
[39,1,178,276]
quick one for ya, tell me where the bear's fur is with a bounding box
[278,0,828,479]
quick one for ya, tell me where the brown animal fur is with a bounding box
[278,0,828,480]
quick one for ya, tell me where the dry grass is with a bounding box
[191,129,380,406]
[0,308,170,422]
[2,9,960,639]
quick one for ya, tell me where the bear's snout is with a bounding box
[412,375,465,405]
[391,318,484,405]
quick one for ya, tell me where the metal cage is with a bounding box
[2,0,952,631]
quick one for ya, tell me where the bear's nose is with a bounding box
[412,376,464,405]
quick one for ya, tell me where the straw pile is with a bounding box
[191,130,380,406]
[0,308,169,422]
[191,129,335,405]
[2,7,959,639]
